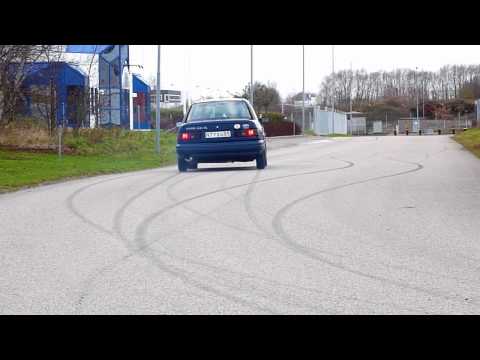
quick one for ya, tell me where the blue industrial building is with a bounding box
[132,74,151,129]
[16,62,89,127]
[12,57,151,130]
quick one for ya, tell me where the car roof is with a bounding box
[192,98,249,105]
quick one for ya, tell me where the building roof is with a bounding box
[132,73,150,93]
[17,61,87,88]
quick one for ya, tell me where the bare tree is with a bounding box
[0,45,50,123]
[317,64,480,113]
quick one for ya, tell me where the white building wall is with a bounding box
[313,107,347,135]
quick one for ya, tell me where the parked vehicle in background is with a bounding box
[176,98,267,172]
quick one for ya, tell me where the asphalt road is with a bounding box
[1,135,480,314]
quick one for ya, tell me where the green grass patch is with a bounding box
[303,129,317,136]
[454,128,480,159]
[325,133,351,138]
[0,129,177,193]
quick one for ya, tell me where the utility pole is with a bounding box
[156,45,161,154]
[129,71,134,130]
[331,45,335,134]
[422,74,425,123]
[416,67,419,133]
[291,113,295,136]
[349,61,353,135]
[302,45,305,135]
[250,45,254,107]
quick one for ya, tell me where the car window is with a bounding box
[187,101,252,122]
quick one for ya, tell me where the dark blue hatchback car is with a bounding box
[176,98,267,172]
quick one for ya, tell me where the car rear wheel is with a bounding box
[188,160,198,170]
[178,157,188,172]
[256,151,267,169]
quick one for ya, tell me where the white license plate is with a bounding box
[205,131,231,138]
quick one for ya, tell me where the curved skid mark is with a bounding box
[132,247,279,314]
[112,173,181,250]
[74,173,180,312]
[148,243,422,314]
[134,158,355,254]
[270,159,480,308]
[244,200,475,287]
[125,160,354,310]
[66,170,177,238]
[67,139,352,313]
[76,172,278,314]
[70,142,380,313]
[166,170,266,238]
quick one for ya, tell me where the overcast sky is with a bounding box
[128,45,480,100]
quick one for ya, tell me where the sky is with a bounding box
[123,45,480,101]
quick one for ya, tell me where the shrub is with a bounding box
[263,120,302,137]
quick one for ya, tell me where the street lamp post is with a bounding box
[422,74,425,124]
[331,45,335,134]
[416,67,419,134]
[349,61,353,135]
[250,45,254,107]
[156,45,161,154]
[302,45,305,134]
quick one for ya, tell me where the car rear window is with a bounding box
[187,101,252,122]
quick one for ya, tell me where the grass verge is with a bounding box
[303,129,317,136]
[0,129,177,193]
[326,133,351,138]
[453,128,480,159]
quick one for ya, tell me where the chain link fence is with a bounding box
[367,114,476,135]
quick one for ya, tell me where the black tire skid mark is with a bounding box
[112,173,184,252]
[75,170,278,314]
[147,241,423,314]
[66,170,177,238]
[240,153,435,313]
[67,139,348,312]
[271,159,480,309]
[72,141,376,313]
[164,153,423,313]
[163,149,357,241]
[73,173,180,312]
[75,171,244,311]
[130,170,281,314]
[154,168,334,314]
[154,157,374,312]
[249,177,475,288]
[243,157,354,260]
[131,160,357,314]
[242,148,387,251]
[166,170,268,238]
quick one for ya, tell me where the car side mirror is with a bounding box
[258,114,263,123]
[176,122,183,128]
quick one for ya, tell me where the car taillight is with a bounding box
[242,129,257,137]
[180,132,191,141]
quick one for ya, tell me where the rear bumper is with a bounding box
[176,139,266,162]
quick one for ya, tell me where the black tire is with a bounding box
[178,156,188,172]
[188,161,198,170]
[256,151,267,170]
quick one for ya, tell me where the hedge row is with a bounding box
[263,120,302,137]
